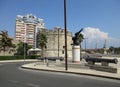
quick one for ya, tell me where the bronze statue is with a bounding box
[72,28,84,45]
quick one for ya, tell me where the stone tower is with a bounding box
[41,27,73,59]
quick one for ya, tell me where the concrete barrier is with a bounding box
[85,64,120,73]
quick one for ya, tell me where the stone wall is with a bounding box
[0,38,18,56]
[43,27,73,59]
[0,27,73,59]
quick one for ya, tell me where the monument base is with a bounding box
[72,45,80,63]
[72,61,80,63]
[86,64,120,73]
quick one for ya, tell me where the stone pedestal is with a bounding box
[104,48,107,54]
[104,50,107,54]
[72,45,80,63]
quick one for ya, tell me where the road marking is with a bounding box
[11,80,18,84]
[27,83,40,87]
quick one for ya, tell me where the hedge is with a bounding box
[0,55,40,60]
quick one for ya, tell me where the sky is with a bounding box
[0,0,120,48]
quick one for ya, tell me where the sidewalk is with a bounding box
[21,60,120,80]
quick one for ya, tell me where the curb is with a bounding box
[21,65,120,80]
[0,59,38,63]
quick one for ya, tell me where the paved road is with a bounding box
[0,61,120,87]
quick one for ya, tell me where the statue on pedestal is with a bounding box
[72,28,84,45]
[72,28,84,62]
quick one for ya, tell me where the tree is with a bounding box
[0,30,13,55]
[16,41,32,55]
[37,31,47,57]
[72,28,84,46]
[109,46,114,54]
[79,33,84,48]
[16,41,24,55]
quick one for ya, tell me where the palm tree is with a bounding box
[0,30,13,55]
[37,31,47,57]
[109,46,114,54]
[16,41,32,55]
[79,33,84,48]
[72,29,84,46]
[79,33,84,59]
[16,41,24,55]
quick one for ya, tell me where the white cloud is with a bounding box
[81,27,108,48]
[80,27,120,49]
[81,27,120,48]
[83,27,108,40]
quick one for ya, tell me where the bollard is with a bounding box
[46,59,49,67]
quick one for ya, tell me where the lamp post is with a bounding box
[58,28,60,58]
[84,38,88,57]
[23,24,28,64]
[64,0,68,70]
[23,40,26,63]
[35,26,39,49]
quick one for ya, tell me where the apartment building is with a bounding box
[15,14,73,58]
[15,14,45,47]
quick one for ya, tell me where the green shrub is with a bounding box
[0,56,14,60]
[0,55,40,60]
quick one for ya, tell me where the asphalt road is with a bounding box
[0,61,120,87]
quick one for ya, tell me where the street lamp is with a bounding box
[84,38,88,57]
[58,28,60,59]
[35,26,38,49]
[23,42,26,64]
[64,0,68,70]
[24,24,28,64]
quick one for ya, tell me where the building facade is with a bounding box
[15,14,45,47]
[43,27,73,59]
[15,14,73,58]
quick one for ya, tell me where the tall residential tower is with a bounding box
[15,14,73,58]
[15,14,45,47]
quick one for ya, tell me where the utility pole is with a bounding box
[84,38,88,57]
[58,28,60,58]
[24,24,28,64]
[64,0,68,70]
